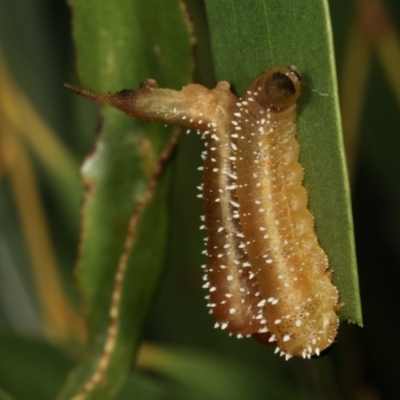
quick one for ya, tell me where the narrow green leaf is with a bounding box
[203,0,362,324]
[58,0,193,398]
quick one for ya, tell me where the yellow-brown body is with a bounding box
[66,66,340,358]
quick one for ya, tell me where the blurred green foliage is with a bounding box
[0,0,399,399]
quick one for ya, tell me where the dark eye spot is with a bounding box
[272,72,296,94]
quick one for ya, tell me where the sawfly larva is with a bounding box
[66,66,341,359]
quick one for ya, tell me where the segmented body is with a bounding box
[67,67,340,358]
[201,84,268,336]
[233,73,339,357]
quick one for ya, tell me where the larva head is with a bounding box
[249,66,301,111]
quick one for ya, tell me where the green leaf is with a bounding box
[203,0,362,324]
[0,330,73,400]
[58,0,193,398]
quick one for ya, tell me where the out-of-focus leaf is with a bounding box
[58,0,193,399]
[117,371,191,400]
[137,344,316,400]
[203,0,361,324]
[116,373,169,400]
[0,114,86,342]
[0,47,82,239]
[0,330,74,400]
[0,388,15,400]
